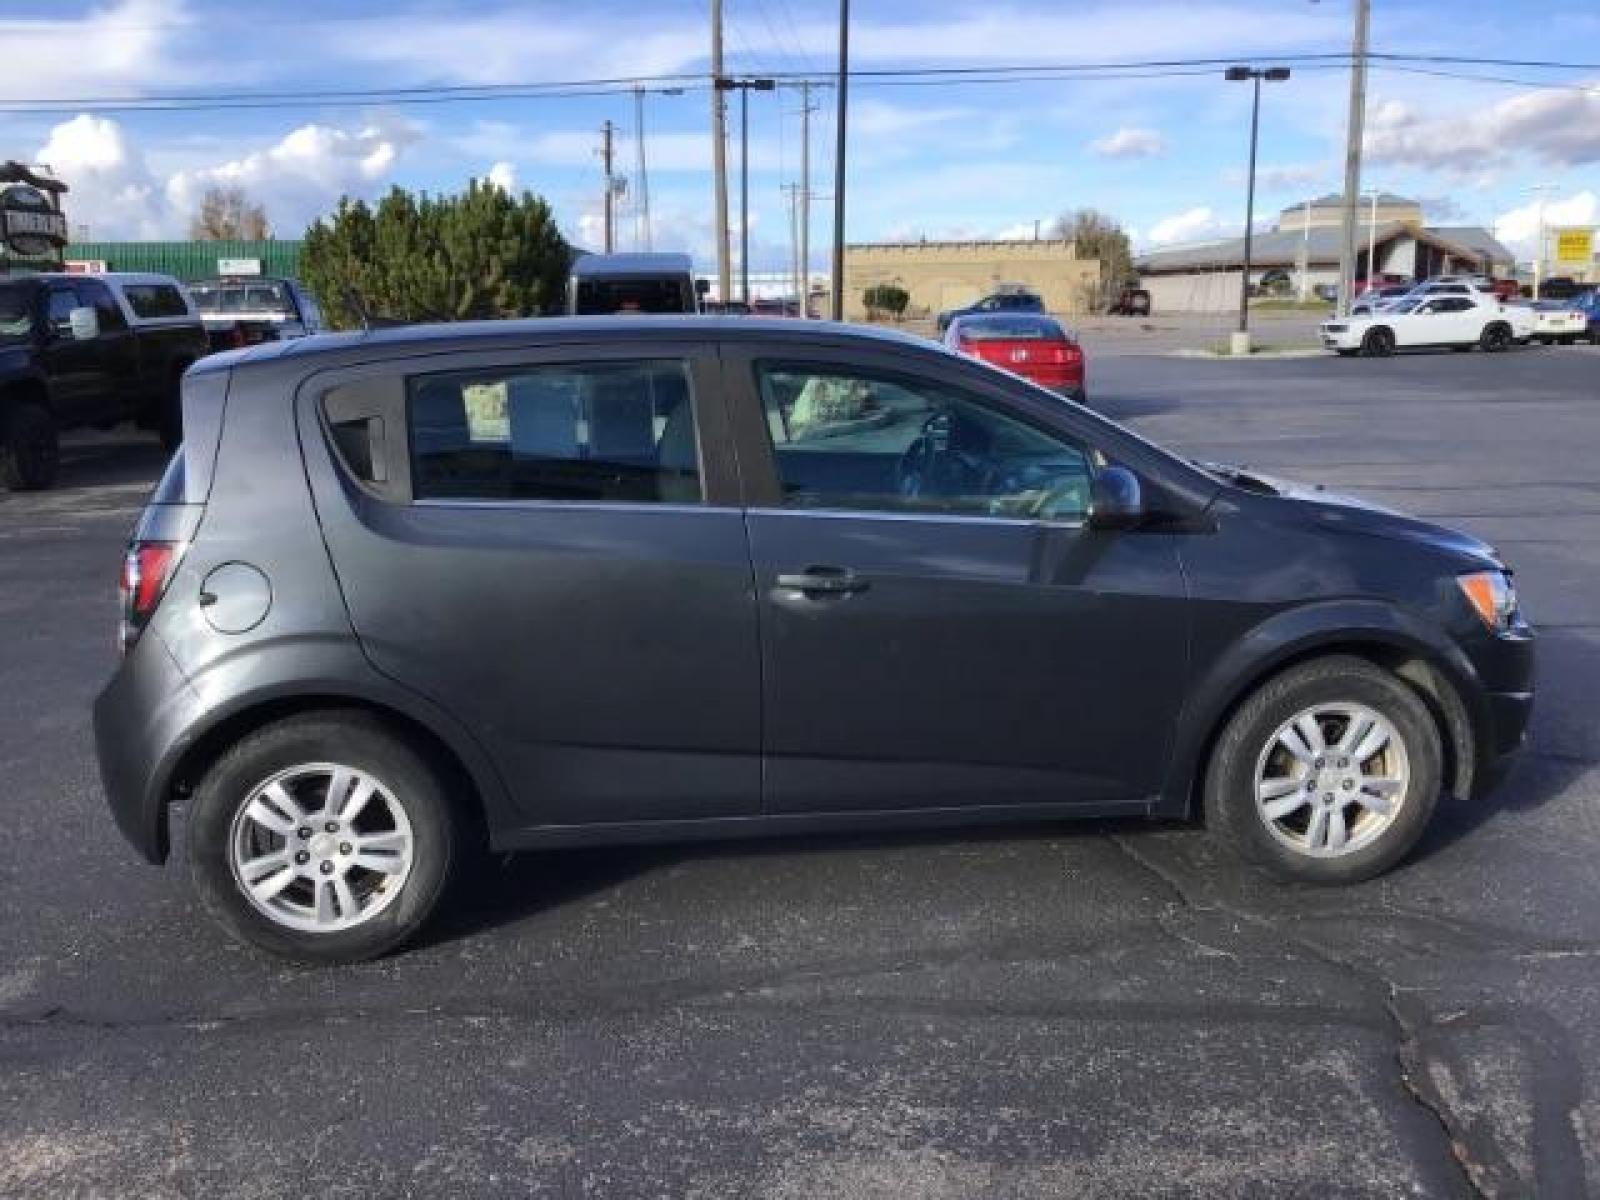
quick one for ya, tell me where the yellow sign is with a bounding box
[1554,227,1594,265]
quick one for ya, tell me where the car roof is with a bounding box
[949,312,1063,332]
[30,271,183,287]
[194,315,944,375]
[571,252,694,278]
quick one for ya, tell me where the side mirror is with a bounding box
[1088,465,1144,531]
[68,306,100,341]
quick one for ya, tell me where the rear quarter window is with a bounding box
[121,283,191,320]
[406,360,702,504]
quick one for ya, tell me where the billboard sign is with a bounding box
[1553,228,1594,266]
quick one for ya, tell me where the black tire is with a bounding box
[1360,327,1394,357]
[1479,322,1512,353]
[1203,656,1442,885]
[1560,336,1577,347]
[0,401,60,491]
[188,711,459,963]
[1335,348,1358,357]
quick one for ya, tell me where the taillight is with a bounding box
[119,541,184,654]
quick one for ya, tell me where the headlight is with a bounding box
[1456,571,1520,634]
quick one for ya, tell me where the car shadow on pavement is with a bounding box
[419,818,1150,949]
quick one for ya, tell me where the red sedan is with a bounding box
[943,313,1087,404]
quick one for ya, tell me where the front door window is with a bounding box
[757,363,1092,521]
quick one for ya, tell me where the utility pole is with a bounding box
[830,0,850,321]
[783,182,802,314]
[800,80,813,317]
[601,120,616,254]
[741,86,750,304]
[711,0,730,304]
[1367,188,1380,284]
[1530,183,1557,299]
[633,85,652,251]
[1298,196,1311,302]
[1336,0,1370,318]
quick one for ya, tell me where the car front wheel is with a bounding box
[1204,656,1441,884]
[1360,327,1394,357]
[1480,323,1512,352]
[188,712,458,963]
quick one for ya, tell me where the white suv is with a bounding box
[1321,290,1535,356]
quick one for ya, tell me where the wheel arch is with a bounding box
[0,373,52,414]
[157,687,507,862]
[1162,608,1484,820]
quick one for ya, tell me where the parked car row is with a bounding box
[0,269,322,490]
[1319,274,1600,357]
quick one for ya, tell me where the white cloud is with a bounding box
[1090,127,1166,160]
[0,0,210,101]
[34,113,418,240]
[164,119,420,236]
[1223,162,1327,192]
[487,161,518,192]
[1146,206,1229,246]
[1493,191,1599,259]
[36,114,167,239]
[1365,84,1600,174]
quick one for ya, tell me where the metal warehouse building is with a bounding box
[1134,195,1514,313]
[62,240,303,280]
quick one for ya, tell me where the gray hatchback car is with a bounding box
[96,318,1534,962]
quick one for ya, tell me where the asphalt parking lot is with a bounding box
[2,344,1597,1198]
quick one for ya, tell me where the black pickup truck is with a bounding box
[0,272,209,490]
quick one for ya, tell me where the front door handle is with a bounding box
[774,567,869,596]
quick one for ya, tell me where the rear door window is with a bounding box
[407,360,701,504]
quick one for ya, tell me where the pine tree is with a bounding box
[300,179,572,329]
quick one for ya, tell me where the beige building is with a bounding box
[840,239,1100,321]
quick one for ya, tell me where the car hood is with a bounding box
[1209,463,1504,569]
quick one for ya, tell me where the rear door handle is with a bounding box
[774,567,869,595]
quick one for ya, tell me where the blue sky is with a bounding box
[3,0,1598,269]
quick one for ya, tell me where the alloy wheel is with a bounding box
[1252,703,1410,859]
[228,763,416,933]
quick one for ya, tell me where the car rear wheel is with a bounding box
[188,712,458,963]
[1360,327,1395,357]
[1,401,60,491]
[1204,656,1441,884]
[1480,323,1512,353]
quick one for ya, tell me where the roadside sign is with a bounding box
[217,257,262,276]
[1553,228,1594,266]
[0,183,69,256]
[65,260,108,274]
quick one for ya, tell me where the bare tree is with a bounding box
[1053,209,1133,312]
[189,185,270,241]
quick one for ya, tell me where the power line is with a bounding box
[6,51,1599,116]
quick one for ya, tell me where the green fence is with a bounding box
[62,240,304,281]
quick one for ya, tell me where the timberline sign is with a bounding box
[1,184,69,257]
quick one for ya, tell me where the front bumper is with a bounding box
[1460,622,1536,792]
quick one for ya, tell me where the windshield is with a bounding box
[190,281,292,315]
[957,316,1064,340]
[0,284,33,342]
[574,276,692,315]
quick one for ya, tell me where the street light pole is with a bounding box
[831,0,850,321]
[1336,0,1371,318]
[713,76,775,308]
[1227,65,1291,347]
